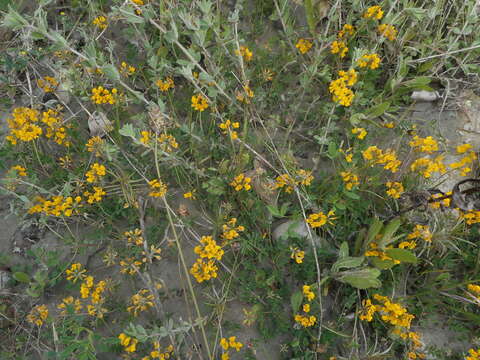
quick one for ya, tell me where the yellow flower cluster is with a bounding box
[191,94,209,111]
[66,263,87,283]
[90,86,118,104]
[42,109,70,146]
[37,76,58,92]
[125,228,144,246]
[450,145,477,176]
[362,146,402,173]
[26,304,49,326]
[386,181,404,199]
[295,38,313,54]
[80,276,108,318]
[461,210,480,225]
[274,169,314,193]
[235,46,253,61]
[290,247,305,264]
[409,135,439,153]
[407,224,432,242]
[230,173,252,191]
[357,53,381,69]
[156,77,175,92]
[120,61,136,76]
[360,294,424,359]
[86,136,104,157]
[363,5,384,19]
[352,127,367,139]
[306,210,336,228]
[148,179,167,197]
[365,242,400,263]
[221,218,245,241]
[11,165,27,177]
[120,257,143,275]
[86,163,106,183]
[57,296,82,316]
[92,16,107,29]
[410,156,446,178]
[294,285,316,327]
[127,289,154,316]
[219,120,240,140]
[119,333,138,353]
[220,336,243,359]
[340,171,359,190]
[83,186,106,204]
[378,24,397,41]
[338,24,354,39]
[142,342,174,360]
[28,195,82,217]
[190,236,224,283]
[429,191,451,209]
[157,133,179,152]
[467,348,480,360]
[331,40,348,58]
[329,69,358,106]
[236,83,254,104]
[6,107,42,144]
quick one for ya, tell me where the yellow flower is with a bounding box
[221,218,245,241]
[156,77,175,92]
[290,247,305,264]
[148,179,167,197]
[11,165,27,177]
[194,236,224,260]
[190,258,219,283]
[385,181,404,199]
[303,303,310,313]
[303,285,315,301]
[183,190,196,199]
[92,16,108,29]
[86,163,106,183]
[363,5,383,19]
[409,135,439,153]
[86,136,104,156]
[127,289,155,316]
[119,61,136,76]
[407,225,432,242]
[230,173,252,191]
[91,86,117,104]
[306,210,336,228]
[357,53,381,69]
[140,130,151,145]
[65,263,87,283]
[37,76,59,92]
[330,40,348,58]
[234,46,253,61]
[338,24,354,39]
[191,94,209,112]
[378,24,397,41]
[26,304,49,326]
[340,171,359,190]
[457,143,473,154]
[352,127,367,139]
[295,38,313,54]
[118,333,138,352]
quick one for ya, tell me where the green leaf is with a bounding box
[385,248,418,264]
[266,205,282,217]
[304,0,316,35]
[119,123,136,139]
[366,218,383,244]
[2,6,27,30]
[365,101,391,118]
[102,64,120,81]
[13,272,30,283]
[371,256,397,270]
[337,268,381,289]
[344,190,360,200]
[327,141,339,159]
[290,291,303,313]
[332,256,364,273]
[339,242,349,259]
[378,218,401,247]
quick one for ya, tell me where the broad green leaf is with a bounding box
[332,256,364,273]
[378,218,401,247]
[266,205,281,217]
[304,0,316,35]
[366,217,383,244]
[386,248,418,264]
[344,191,360,200]
[337,268,381,289]
[371,256,397,270]
[339,242,349,259]
[13,272,30,283]
[290,291,303,313]
[119,123,136,139]
[366,101,391,118]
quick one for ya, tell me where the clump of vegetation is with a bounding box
[0,0,480,359]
